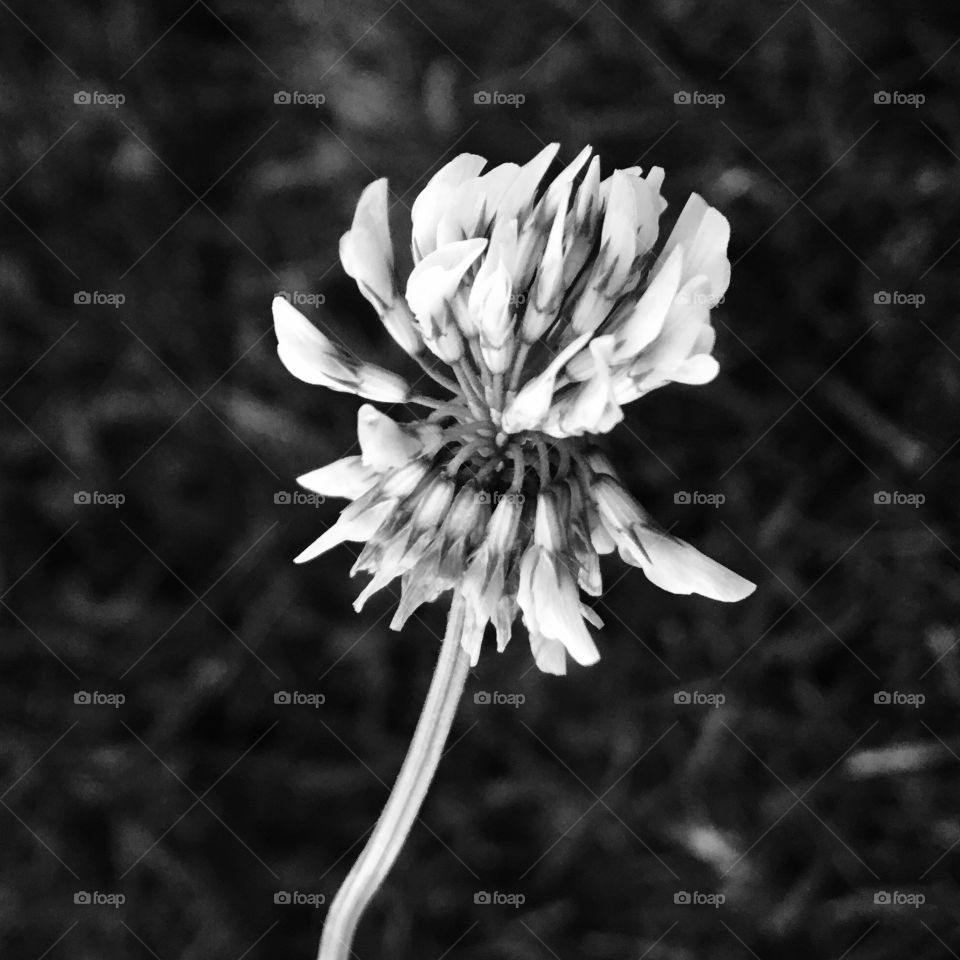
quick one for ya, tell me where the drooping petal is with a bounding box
[357,404,423,471]
[273,296,411,402]
[297,456,376,500]
[294,498,393,564]
[529,631,567,675]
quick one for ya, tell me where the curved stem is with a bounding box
[317,603,471,960]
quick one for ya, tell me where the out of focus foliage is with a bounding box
[2,0,958,957]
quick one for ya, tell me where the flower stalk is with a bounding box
[317,601,471,960]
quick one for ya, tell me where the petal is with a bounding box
[411,154,488,260]
[500,331,592,433]
[632,529,756,602]
[273,296,352,390]
[339,179,394,307]
[613,244,684,360]
[497,143,561,221]
[669,354,720,385]
[405,238,488,334]
[657,194,731,301]
[531,558,600,665]
[273,296,410,402]
[356,404,422,470]
[297,456,376,500]
[294,498,393,564]
[529,632,567,675]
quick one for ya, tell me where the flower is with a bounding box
[274,146,755,675]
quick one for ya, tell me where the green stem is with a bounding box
[317,603,470,960]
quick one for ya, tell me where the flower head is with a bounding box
[274,146,755,675]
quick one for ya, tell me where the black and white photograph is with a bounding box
[1,1,957,957]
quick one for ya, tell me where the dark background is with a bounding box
[2,1,959,957]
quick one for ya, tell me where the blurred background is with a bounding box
[2,0,958,957]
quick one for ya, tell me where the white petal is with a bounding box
[613,245,683,360]
[497,143,560,220]
[339,179,394,307]
[411,154,488,260]
[669,354,719,385]
[531,558,600,665]
[634,530,756,602]
[294,499,393,564]
[500,331,591,433]
[683,207,731,302]
[405,238,488,333]
[273,296,350,389]
[356,404,422,470]
[297,456,375,500]
[529,632,567,675]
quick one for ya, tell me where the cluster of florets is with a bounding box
[273,144,754,674]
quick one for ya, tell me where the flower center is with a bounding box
[434,412,587,498]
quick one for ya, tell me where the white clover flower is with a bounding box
[274,145,755,677]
